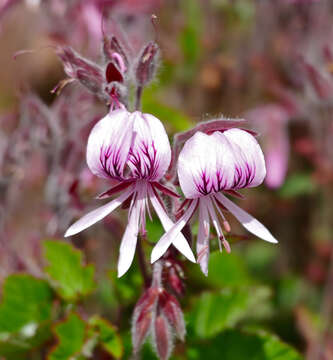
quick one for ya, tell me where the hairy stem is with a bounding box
[151,260,163,289]
[135,86,143,111]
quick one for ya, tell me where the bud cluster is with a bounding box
[132,261,185,360]
[56,32,159,110]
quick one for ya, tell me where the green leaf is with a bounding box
[0,275,53,358]
[49,313,86,360]
[43,240,95,302]
[187,329,303,360]
[190,286,271,338]
[279,174,316,198]
[145,215,165,244]
[107,264,143,306]
[0,275,53,333]
[189,251,253,288]
[245,242,278,276]
[89,316,123,359]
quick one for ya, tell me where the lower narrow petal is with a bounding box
[150,198,198,263]
[65,186,134,237]
[149,186,195,263]
[197,200,210,276]
[215,193,278,244]
[118,199,140,277]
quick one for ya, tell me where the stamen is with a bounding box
[206,197,223,252]
[212,196,227,221]
[217,236,223,252]
[222,238,231,253]
[145,196,153,221]
[223,220,231,233]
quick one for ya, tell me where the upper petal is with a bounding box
[127,112,171,181]
[86,109,133,180]
[177,132,235,199]
[223,128,266,188]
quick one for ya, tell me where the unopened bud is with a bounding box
[153,315,172,360]
[136,41,159,86]
[57,46,104,97]
[301,59,333,100]
[168,267,184,296]
[159,292,186,341]
[103,36,129,68]
[131,289,157,354]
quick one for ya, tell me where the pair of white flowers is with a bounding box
[65,109,277,277]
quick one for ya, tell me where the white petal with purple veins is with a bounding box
[216,193,278,243]
[127,112,171,181]
[178,132,236,198]
[223,128,266,188]
[86,109,133,179]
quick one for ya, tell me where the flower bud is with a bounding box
[159,292,185,341]
[301,59,333,100]
[103,35,129,69]
[131,288,157,353]
[152,315,172,360]
[136,41,159,86]
[131,286,186,359]
[57,46,104,97]
[167,263,184,296]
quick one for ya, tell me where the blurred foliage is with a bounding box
[44,240,95,302]
[186,329,303,360]
[0,241,123,359]
[0,238,306,359]
[49,313,86,360]
[190,286,272,338]
[142,85,193,133]
[278,174,317,199]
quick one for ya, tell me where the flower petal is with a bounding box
[196,199,210,276]
[127,112,171,181]
[245,104,289,188]
[177,131,235,198]
[151,199,198,263]
[216,193,278,243]
[117,197,140,277]
[86,109,133,179]
[148,186,195,263]
[264,118,289,189]
[65,186,134,237]
[223,128,266,188]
